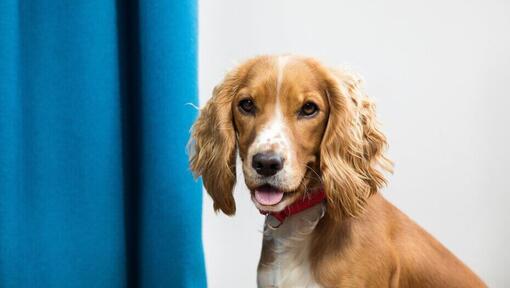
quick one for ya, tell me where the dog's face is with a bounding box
[232,57,328,212]
[190,55,391,220]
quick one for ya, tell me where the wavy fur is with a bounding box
[315,64,393,219]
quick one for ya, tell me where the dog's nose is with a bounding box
[252,152,283,176]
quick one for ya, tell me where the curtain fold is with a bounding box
[0,1,205,287]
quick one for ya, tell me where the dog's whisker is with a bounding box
[305,165,322,182]
[303,174,321,183]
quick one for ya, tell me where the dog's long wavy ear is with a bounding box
[189,73,240,215]
[319,66,393,220]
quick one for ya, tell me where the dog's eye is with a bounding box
[299,102,319,117]
[239,99,256,114]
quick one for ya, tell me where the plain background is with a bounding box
[198,1,510,287]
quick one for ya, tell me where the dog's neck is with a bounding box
[258,202,326,288]
[262,188,326,225]
[264,201,326,237]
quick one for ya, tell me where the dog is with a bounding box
[189,55,485,287]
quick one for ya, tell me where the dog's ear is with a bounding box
[189,72,241,215]
[319,66,393,220]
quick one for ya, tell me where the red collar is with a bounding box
[259,188,326,223]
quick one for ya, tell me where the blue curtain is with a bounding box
[0,1,206,287]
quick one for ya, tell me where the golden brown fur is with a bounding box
[189,55,485,287]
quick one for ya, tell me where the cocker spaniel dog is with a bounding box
[189,55,485,287]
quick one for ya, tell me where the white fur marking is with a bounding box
[276,56,290,98]
[244,56,302,194]
[258,204,325,288]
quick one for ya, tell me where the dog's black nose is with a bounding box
[252,152,283,176]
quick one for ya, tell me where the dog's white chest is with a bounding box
[257,204,325,288]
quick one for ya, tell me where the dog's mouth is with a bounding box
[250,170,314,210]
[253,184,286,206]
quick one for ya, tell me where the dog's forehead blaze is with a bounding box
[241,57,326,117]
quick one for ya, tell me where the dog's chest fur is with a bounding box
[257,204,325,288]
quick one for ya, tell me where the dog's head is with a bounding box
[190,55,392,220]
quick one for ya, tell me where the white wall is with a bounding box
[199,1,510,287]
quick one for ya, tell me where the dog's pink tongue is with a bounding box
[255,186,284,206]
